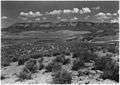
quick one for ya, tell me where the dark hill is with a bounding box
[2,21,119,34]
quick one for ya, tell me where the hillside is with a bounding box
[2,21,119,33]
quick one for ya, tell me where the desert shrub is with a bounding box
[94,56,111,70]
[53,54,71,65]
[18,56,29,65]
[24,58,38,73]
[43,52,51,57]
[1,57,11,67]
[72,58,84,71]
[45,62,62,72]
[52,69,72,84]
[107,46,118,53]
[17,67,32,81]
[63,58,71,65]
[12,57,18,62]
[53,54,66,64]
[37,58,44,70]
[73,50,97,62]
[72,52,80,58]
[1,75,6,80]
[62,50,71,56]
[101,60,119,82]
[94,55,119,82]
[29,53,43,59]
[52,51,61,56]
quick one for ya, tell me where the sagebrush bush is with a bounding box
[63,58,71,65]
[72,58,84,71]
[24,58,38,73]
[52,69,72,84]
[12,57,18,62]
[37,58,44,70]
[94,55,119,82]
[73,50,97,62]
[17,67,32,81]
[94,56,111,70]
[52,51,61,56]
[1,57,11,67]
[102,60,119,82]
[53,54,65,64]
[62,50,71,56]
[45,62,62,72]
[18,56,29,65]
[29,54,43,59]
[1,75,6,80]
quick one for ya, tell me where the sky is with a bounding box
[1,1,119,28]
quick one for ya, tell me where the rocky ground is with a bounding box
[1,55,118,84]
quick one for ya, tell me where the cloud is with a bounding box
[95,12,110,20]
[110,19,119,23]
[92,6,100,10]
[20,12,28,16]
[48,10,62,15]
[106,13,112,16]
[95,12,119,22]
[20,11,43,17]
[82,7,91,13]
[1,16,8,19]
[46,7,91,15]
[63,9,72,13]
[79,10,83,14]
[73,8,79,13]
[95,12,106,16]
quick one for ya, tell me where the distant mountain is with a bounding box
[2,21,119,34]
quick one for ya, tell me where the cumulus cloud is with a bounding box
[96,12,118,18]
[95,12,106,16]
[95,12,119,22]
[92,6,100,10]
[20,12,28,16]
[20,11,43,17]
[110,19,119,23]
[95,12,110,20]
[78,7,91,14]
[63,9,72,13]
[106,13,112,16]
[48,10,62,15]
[79,10,83,14]
[1,16,8,19]
[46,7,91,15]
[82,7,91,13]
[73,8,79,13]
